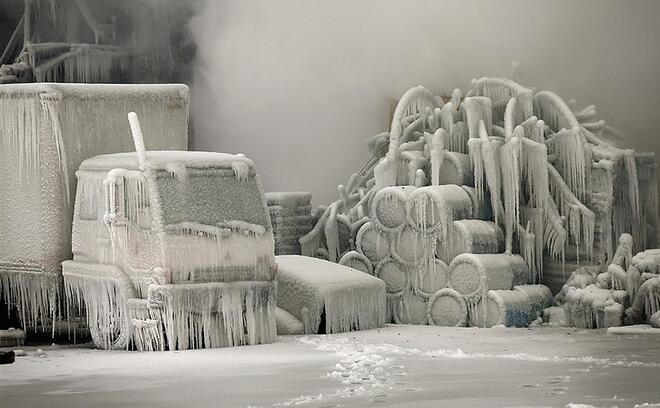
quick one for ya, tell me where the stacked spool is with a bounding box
[345,185,475,325]
[436,219,504,263]
[445,253,556,327]
[266,192,313,255]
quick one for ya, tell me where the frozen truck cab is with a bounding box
[63,148,278,350]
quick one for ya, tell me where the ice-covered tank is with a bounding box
[63,114,277,350]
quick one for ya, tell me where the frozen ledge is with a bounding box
[606,325,660,335]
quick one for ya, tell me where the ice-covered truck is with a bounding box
[63,113,279,350]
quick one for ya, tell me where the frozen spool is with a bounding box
[339,251,373,275]
[470,289,532,328]
[413,258,449,298]
[394,290,429,325]
[513,284,552,321]
[437,152,474,187]
[375,257,408,296]
[392,226,431,265]
[448,253,529,307]
[372,186,416,233]
[407,185,473,237]
[437,220,504,263]
[427,288,468,327]
[461,185,493,220]
[356,221,391,263]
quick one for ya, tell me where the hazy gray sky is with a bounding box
[189,0,660,206]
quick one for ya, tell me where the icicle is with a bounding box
[547,163,595,261]
[149,281,277,350]
[522,138,549,210]
[0,88,43,186]
[164,161,188,182]
[63,265,135,350]
[231,160,250,182]
[430,128,445,185]
[468,137,485,205]
[623,149,641,219]
[450,88,462,108]
[500,131,522,254]
[40,92,70,202]
[0,272,58,331]
[463,97,489,139]
[503,98,518,140]
[546,128,589,200]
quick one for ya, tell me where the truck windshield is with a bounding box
[155,168,270,230]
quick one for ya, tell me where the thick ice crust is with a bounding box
[1,84,189,327]
[275,255,386,334]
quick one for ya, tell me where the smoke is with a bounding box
[188,0,660,206]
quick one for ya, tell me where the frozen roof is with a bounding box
[0,83,189,100]
[79,151,254,171]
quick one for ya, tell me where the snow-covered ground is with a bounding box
[1,325,659,408]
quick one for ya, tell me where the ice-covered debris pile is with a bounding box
[0,329,25,348]
[275,255,386,334]
[550,233,660,329]
[301,76,657,328]
[0,84,189,332]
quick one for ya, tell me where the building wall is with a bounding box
[190,0,660,206]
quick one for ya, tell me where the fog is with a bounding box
[189,0,659,205]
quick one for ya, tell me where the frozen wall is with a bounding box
[191,0,660,206]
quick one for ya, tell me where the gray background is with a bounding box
[189,0,660,206]
[2,0,659,206]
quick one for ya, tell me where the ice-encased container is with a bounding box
[0,83,189,327]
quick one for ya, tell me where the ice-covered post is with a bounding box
[128,112,147,170]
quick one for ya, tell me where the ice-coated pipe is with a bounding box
[128,112,147,170]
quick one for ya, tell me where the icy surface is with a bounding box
[1,325,658,408]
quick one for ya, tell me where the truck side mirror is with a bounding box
[103,170,126,226]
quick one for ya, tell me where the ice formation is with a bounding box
[551,234,660,329]
[275,255,386,334]
[301,76,657,329]
[0,84,189,331]
[266,192,314,255]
